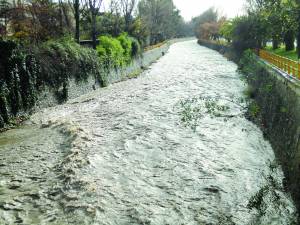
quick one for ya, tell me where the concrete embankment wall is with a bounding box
[198,39,300,212]
[36,38,194,109]
[242,55,300,210]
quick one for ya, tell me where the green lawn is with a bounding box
[265,46,298,61]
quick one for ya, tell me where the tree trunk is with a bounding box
[61,3,71,30]
[74,0,80,43]
[124,14,131,33]
[298,31,300,59]
[272,37,279,50]
[91,9,97,49]
[284,30,295,51]
[297,8,300,59]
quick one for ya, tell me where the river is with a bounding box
[0,40,297,225]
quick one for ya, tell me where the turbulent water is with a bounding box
[0,40,297,225]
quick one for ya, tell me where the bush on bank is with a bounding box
[96,33,141,69]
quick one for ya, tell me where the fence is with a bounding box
[259,49,300,80]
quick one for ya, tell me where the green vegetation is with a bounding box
[179,96,245,132]
[96,33,140,70]
[97,35,126,69]
[265,46,298,61]
[0,38,104,128]
[195,0,300,58]
[248,102,261,118]
[36,38,103,88]
[0,34,144,128]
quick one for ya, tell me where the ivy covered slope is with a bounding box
[0,38,103,128]
[0,34,141,129]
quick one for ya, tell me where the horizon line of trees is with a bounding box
[0,0,193,48]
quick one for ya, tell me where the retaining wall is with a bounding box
[35,38,193,110]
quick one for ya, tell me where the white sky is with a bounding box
[173,0,247,21]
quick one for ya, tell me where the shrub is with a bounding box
[129,37,142,58]
[97,35,125,69]
[117,33,132,64]
[96,34,142,69]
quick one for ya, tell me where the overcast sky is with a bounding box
[173,0,247,21]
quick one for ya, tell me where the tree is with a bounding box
[120,0,136,32]
[246,0,298,51]
[230,14,268,53]
[138,0,185,45]
[84,0,103,49]
[0,0,11,36]
[1,0,73,42]
[192,7,218,38]
[68,0,81,42]
[108,0,125,36]
[220,20,234,42]
[74,0,80,42]
[130,17,149,46]
[296,0,300,58]
[282,1,297,51]
[197,16,225,41]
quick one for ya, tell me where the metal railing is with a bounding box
[259,49,300,80]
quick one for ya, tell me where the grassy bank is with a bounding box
[265,46,298,61]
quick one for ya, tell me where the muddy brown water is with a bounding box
[0,40,297,225]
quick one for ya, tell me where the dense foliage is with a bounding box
[0,40,38,124]
[97,35,125,69]
[0,39,104,128]
[96,33,139,69]
[117,33,133,64]
[195,1,300,57]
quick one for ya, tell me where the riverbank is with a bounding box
[197,39,239,62]
[37,37,194,109]
[0,37,193,132]
[198,39,300,218]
